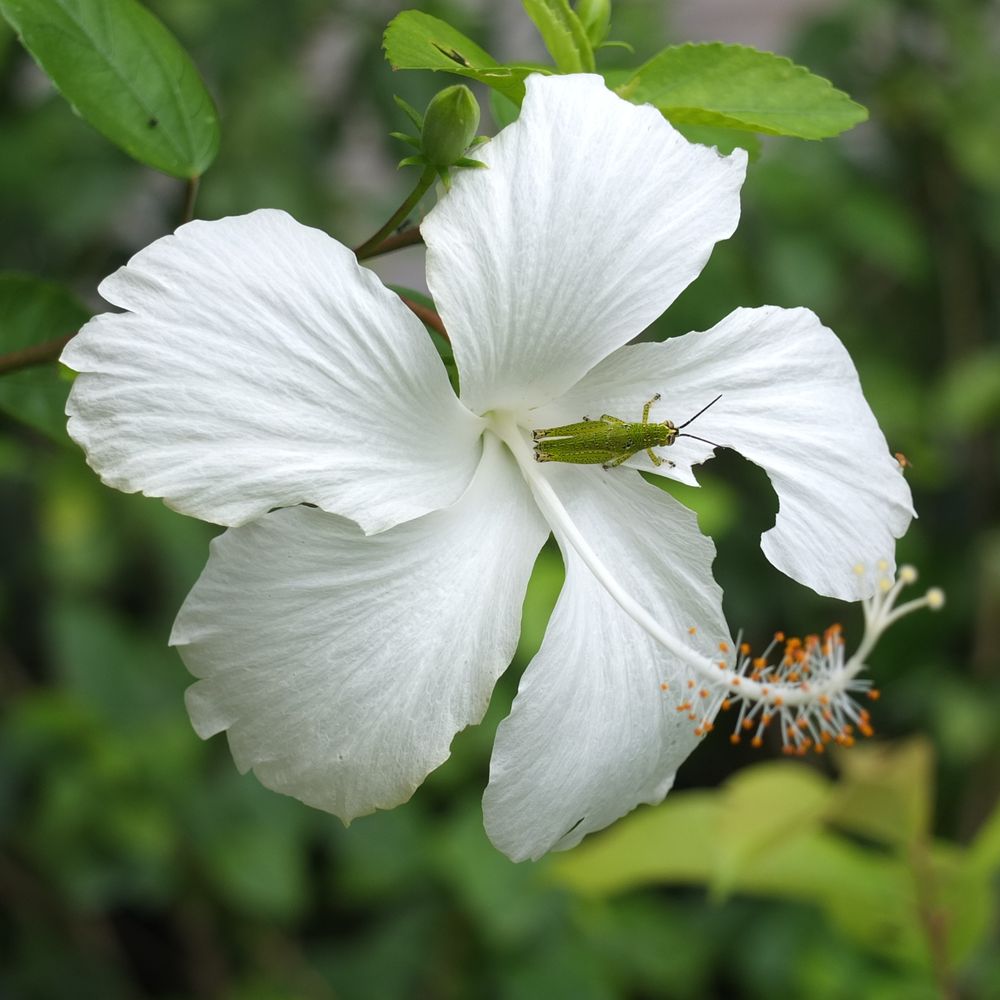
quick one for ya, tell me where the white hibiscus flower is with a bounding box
[61,74,915,861]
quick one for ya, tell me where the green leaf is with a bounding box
[490,90,520,131]
[673,123,763,160]
[548,792,719,895]
[969,793,1000,876]
[387,285,457,394]
[383,10,529,105]
[618,43,867,140]
[935,844,996,967]
[712,762,831,898]
[826,737,933,848]
[738,828,927,967]
[521,0,595,73]
[0,273,89,442]
[0,0,219,178]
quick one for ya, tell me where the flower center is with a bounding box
[488,410,941,755]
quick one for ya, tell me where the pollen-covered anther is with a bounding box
[703,564,944,756]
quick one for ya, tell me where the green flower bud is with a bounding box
[576,0,611,45]
[421,85,481,167]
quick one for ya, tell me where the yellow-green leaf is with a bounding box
[827,737,933,848]
[713,762,831,898]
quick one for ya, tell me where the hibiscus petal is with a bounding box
[531,306,914,600]
[422,73,746,415]
[173,435,548,822]
[483,464,729,861]
[63,209,483,532]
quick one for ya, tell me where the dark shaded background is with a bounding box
[1,0,998,996]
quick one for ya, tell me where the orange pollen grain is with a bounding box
[719,642,730,653]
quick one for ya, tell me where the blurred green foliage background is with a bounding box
[1,1,998,997]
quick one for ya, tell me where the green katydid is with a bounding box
[532,393,722,470]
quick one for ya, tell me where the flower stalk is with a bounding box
[353,166,436,261]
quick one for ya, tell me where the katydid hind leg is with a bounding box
[641,393,661,425]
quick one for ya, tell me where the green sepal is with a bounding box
[397,155,427,169]
[393,94,424,130]
[596,39,633,53]
[454,156,488,169]
[389,131,423,149]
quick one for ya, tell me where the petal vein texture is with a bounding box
[422,74,747,415]
[63,210,483,533]
[532,306,914,599]
[484,464,729,861]
[173,435,548,822]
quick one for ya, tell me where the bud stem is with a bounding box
[354,166,436,261]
